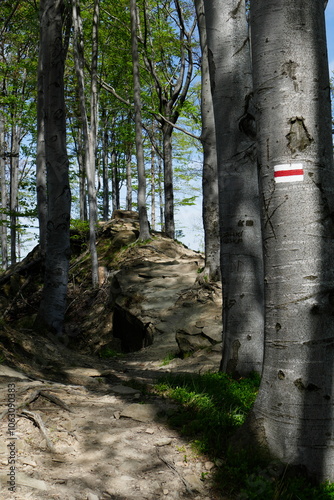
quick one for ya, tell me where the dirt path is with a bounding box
[0,344,224,500]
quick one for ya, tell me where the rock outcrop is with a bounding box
[1,212,223,361]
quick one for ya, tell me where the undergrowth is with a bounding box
[154,372,334,499]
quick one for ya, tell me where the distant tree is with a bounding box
[72,0,99,286]
[139,0,196,239]
[130,0,150,240]
[194,0,220,282]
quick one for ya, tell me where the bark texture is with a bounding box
[72,0,99,286]
[205,0,264,375]
[250,0,334,480]
[36,0,71,335]
[0,112,7,269]
[195,0,220,282]
[36,47,47,256]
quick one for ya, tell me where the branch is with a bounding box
[98,76,200,141]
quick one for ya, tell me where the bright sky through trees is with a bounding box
[19,3,334,257]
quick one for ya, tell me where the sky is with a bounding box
[326,2,334,74]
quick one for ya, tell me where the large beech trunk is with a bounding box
[250,0,334,480]
[36,0,71,335]
[205,0,264,375]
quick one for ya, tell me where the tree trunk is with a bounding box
[130,0,150,240]
[36,43,47,256]
[250,0,334,480]
[111,150,119,213]
[158,153,164,231]
[194,0,220,282]
[9,125,19,265]
[102,124,109,221]
[205,0,264,375]
[162,122,174,239]
[0,112,7,270]
[87,0,100,286]
[77,127,87,220]
[150,141,156,230]
[36,0,71,335]
[72,0,99,286]
[126,146,132,212]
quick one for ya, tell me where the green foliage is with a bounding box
[70,219,90,239]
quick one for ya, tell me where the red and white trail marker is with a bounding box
[274,163,304,183]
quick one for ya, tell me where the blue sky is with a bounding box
[326,2,334,74]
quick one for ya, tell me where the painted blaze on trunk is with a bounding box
[250,0,334,481]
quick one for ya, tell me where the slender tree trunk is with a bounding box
[0,113,7,270]
[9,125,19,265]
[35,0,71,335]
[194,0,220,282]
[72,0,99,286]
[162,122,174,238]
[205,0,264,376]
[36,43,47,256]
[77,127,87,220]
[87,0,99,286]
[102,125,109,221]
[111,150,119,213]
[130,0,150,240]
[151,142,156,230]
[101,109,109,221]
[158,153,164,231]
[126,146,133,211]
[249,0,334,480]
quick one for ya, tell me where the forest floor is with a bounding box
[0,329,226,500]
[0,216,228,499]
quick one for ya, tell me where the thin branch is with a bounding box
[98,76,200,140]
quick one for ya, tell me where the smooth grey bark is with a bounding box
[194,0,220,282]
[250,0,334,480]
[158,154,164,231]
[150,141,156,230]
[72,0,99,286]
[126,147,133,212]
[36,0,71,335]
[130,0,150,240]
[0,112,7,270]
[77,127,87,221]
[111,150,119,213]
[87,0,99,285]
[36,44,47,256]
[205,0,264,375]
[9,125,19,265]
[102,121,109,221]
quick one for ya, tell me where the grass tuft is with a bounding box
[154,371,334,499]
